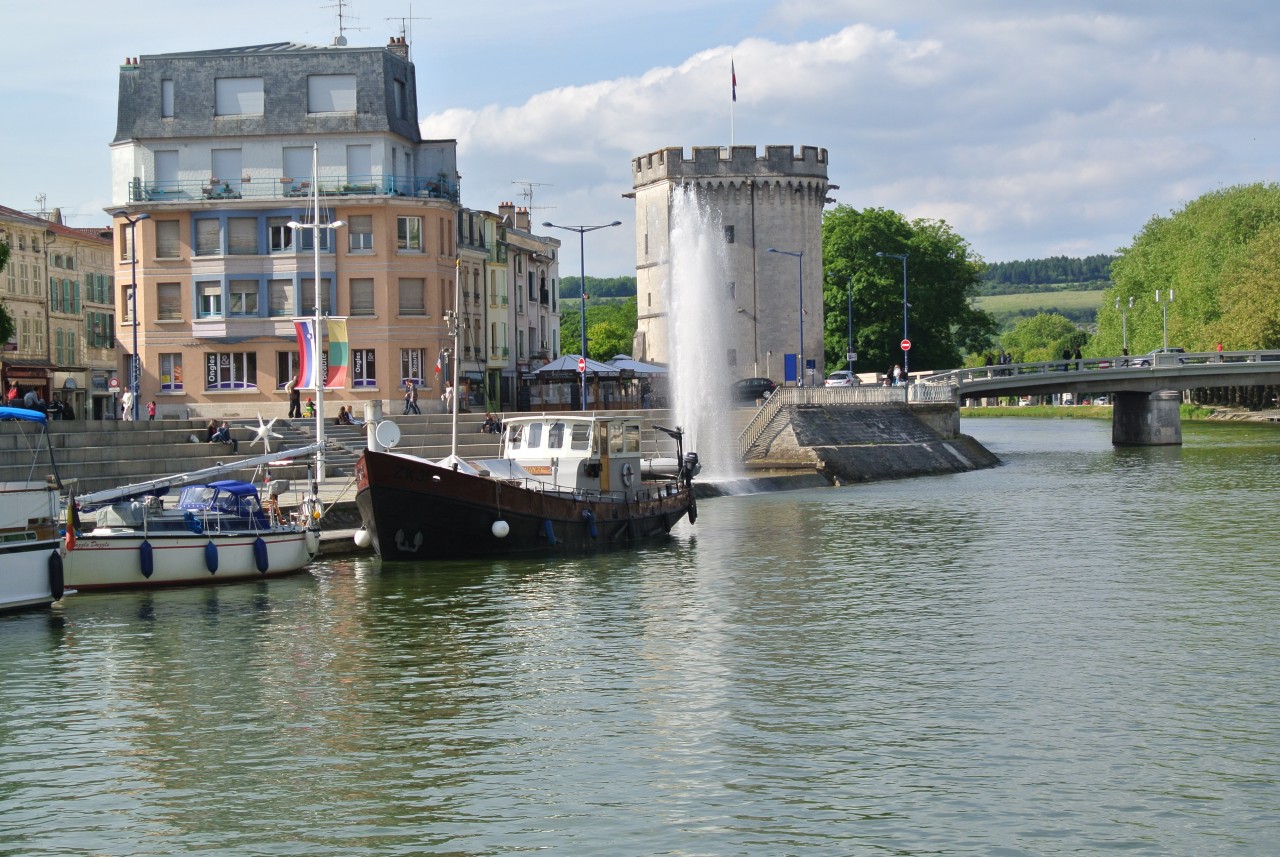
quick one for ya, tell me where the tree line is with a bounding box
[977,254,1116,294]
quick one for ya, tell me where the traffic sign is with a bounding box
[108,377,120,389]
[577,357,586,373]
[900,339,912,351]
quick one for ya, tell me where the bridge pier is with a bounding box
[1112,390,1182,446]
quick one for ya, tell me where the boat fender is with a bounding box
[688,497,698,525]
[491,520,510,539]
[48,551,65,600]
[253,537,269,573]
[620,462,634,488]
[354,527,373,548]
[139,539,154,578]
[581,509,598,539]
[205,540,219,574]
[543,519,556,545]
[185,511,204,535]
[305,529,321,556]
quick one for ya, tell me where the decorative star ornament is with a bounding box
[251,413,283,452]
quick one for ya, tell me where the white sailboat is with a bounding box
[0,407,68,611]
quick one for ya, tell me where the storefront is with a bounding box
[53,371,87,420]
[1,360,53,406]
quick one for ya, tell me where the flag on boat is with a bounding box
[731,59,737,102]
[325,318,349,388]
[293,319,319,390]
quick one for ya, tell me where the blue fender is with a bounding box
[139,539,154,578]
[205,540,219,574]
[543,519,556,545]
[48,551,65,600]
[581,509,597,539]
[253,537,269,573]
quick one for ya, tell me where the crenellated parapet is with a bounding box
[632,145,828,188]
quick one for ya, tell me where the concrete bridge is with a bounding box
[922,349,1280,445]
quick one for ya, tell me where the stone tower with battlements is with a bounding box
[630,145,831,384]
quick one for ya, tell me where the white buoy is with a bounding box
[353,528,372,548]
[491,520,510,538]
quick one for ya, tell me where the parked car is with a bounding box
[1133,347,1186,367]
[732,377,776,402]
[824,370,861,387]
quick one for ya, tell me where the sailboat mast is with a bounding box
[311,143,326,486]
[450,256,461,460]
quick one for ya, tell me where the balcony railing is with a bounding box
[128,173,461,204]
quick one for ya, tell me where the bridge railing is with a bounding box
[922,350,1280,388]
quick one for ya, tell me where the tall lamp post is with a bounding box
[876,251,909,376]
[1116,296,1134,353]
[287,164,345,485]
[768,248,804,385]
[112,209,151,420]
[542,220,622,409]
[1155,289,1174,350]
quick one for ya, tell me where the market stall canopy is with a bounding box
[609,356,668,375]
[533,354,621,376]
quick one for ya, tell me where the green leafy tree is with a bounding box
[560,296,638,360]
[1000,313,1086,363]
[0,240,13,345]
[822,206,994,374]
[1097,183,1280,354]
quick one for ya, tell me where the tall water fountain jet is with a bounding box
[666,186,741,481]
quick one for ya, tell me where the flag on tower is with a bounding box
[732,59,737,102]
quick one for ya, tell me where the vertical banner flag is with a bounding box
[435,352,443,376]
[325,318,349,388]
[732,59,737,102]
[293,319,318,390]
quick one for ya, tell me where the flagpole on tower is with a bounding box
[730,57,736,147]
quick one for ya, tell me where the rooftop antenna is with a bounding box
[513,180,554,212]
[324,0,365,45]
[34,193,48,220]
[387,3,430,60]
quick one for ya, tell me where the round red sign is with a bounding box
[578,357,586,372]
[108,377,120,389]
[900,339,912,351]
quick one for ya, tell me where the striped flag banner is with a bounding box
[325,318,349,388]
[293,319,319,390]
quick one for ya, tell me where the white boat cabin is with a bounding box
[497,414,645,496]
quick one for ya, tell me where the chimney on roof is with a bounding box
[498,201,516,224]
[387,35,408,60]
[515,207,530,231]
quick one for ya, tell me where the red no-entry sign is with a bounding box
[901,339,912,351]
[578,357,586,373]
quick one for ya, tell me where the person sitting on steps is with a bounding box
[210,421,238,453]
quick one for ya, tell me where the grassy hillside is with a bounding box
[975,288,1105,330]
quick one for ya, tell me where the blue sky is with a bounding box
[4,0,1279,276]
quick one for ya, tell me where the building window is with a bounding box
[397,217,423,251]
[266,217,291,252]
[161,79,174,118]
[296,227,331,253]
[394,79,407,119]
[349,278,374,316]
[724,225,735,244]
[214,77,264,116]
[348,215,373,251]
[205,351,257,390]
[398,277,425,316]
[353,348,376,387]
[54,329,64,365]
[268,279,295,317]
[195,219,221,256]
[160,353,183,391]
[300,278,331,316]
[228,280,259,316]
[119,225,135,261]
[227,218,258,255]
[157,282,182,320]
[155,220,181,258]
[400,348,424,386]
[727,348,737,368]
[198,283,223,318]
[306,74,357,113]
[277,352,301,390]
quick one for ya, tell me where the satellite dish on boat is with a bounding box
[374,420,401,449]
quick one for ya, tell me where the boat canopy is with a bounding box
[0,406,48,425]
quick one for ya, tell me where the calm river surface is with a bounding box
[3,417,1278,856]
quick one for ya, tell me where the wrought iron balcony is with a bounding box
[128,173,461,204]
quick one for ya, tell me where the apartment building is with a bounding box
[1,206,116,418]
[109,37,464,417]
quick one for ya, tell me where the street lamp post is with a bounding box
[542,220,622,409]
[876,252,909,376]
[768,248,804,385]
[1156,289,1174,351]
[1116,296,1134,353]
[112,209,151,420]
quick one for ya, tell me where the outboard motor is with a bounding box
[682,451,700,483]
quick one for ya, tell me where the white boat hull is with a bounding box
[0,538,65,612]
[63,530,317,590]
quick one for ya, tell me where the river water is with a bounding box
[2,418,1278,856]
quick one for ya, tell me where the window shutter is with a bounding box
[155,221,181,258]
[157,283,182,320]
[195,220,221,255]
[228,218,257,255]
[398,278,424,315]
[349,278,374,315]
[269,280,295,317]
